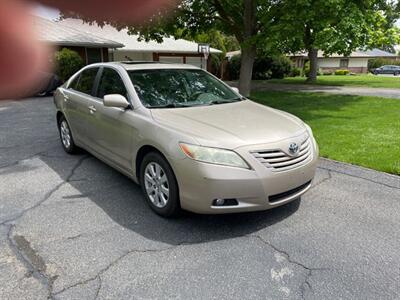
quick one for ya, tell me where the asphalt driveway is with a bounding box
[1,97,400,299]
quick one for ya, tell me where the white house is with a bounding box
[58,18,222,70]
[290,49,399,73]
[34,16,124,64]
[226,48,399,74]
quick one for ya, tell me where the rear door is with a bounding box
[63,67,100,145]
[383,66,392,74]
[86,67,136,170]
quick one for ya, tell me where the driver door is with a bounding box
[86,67,137,171]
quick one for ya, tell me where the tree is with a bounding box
[267,0,400,82]
[63,0,275,97]
[62,0,400,92]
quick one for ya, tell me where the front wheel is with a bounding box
[140,152,181,217]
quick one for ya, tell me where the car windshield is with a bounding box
[128,69,242,108]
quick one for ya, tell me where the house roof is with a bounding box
[58,18,222,54]
[291,49,398,58]
[34,16,124,48]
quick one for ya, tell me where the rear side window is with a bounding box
[75,68,99,95]
[97,68,128,99]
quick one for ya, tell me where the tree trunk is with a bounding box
[307,48,318,83]
[238,45,256,97]
[238,0,257,97]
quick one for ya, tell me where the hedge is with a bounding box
[227,54,293,80]
[54,48,84,82]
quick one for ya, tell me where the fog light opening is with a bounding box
[212,198,239,207]
[214,198,225,206]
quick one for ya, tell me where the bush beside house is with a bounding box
[334,69,350,75]
[54,48,84,82]
[227,55,293,80]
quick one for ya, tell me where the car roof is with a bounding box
[95,61,201,71]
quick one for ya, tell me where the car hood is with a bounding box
[151,100,306,149]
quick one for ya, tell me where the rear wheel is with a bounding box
[58,115,79,154]
[140,152,180,217]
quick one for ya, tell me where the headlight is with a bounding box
[179,143,250,169]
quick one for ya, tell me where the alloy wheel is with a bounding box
[60,120,71,149]
[144,162,170,208]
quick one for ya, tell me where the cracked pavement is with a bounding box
[1,97,400,299]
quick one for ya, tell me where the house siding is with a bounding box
[111,50,210,71]
[317,57,369,73]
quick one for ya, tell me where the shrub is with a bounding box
[334,69,350,75]
[322,71,333,76]
[54,48,84,82]
[289,67,302,77]
[209,54,224,77]
[226,54,293,80]
[226,55,241,80]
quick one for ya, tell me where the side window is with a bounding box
[75,68,99,95]
[68,74,80,90]
[97,68,128,99]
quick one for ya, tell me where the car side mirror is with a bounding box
[104,94,130,109]
[231,87,240,94]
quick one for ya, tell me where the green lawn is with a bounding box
[268,75,400,89]
[251,91,400,175]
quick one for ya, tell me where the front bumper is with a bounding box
[171,135,319,214]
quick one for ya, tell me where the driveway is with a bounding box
[1,97,400,299]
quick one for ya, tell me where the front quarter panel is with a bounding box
[130,107,198,181]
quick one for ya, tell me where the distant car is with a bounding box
[373,65,400,76]
[54,62,318,217]
[35,72,63,96]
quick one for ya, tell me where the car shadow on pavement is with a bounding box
[40,147,300,246]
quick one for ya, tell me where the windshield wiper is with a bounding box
[209,98,243,105]
[147,103,190,109]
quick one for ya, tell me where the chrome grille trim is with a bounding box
[251,137,312,172]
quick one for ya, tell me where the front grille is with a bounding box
[251,137,312,172]
[269,181,312,203]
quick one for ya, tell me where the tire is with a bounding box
[394,72,399,76]
[140,152,180,217]
[58,115,79,154]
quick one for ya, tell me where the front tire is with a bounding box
[58,115,79,154]
[140,152,180,217]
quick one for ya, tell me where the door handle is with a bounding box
[88,105,96,113]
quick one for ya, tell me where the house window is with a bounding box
[86,48,103,64]
[340,58,349,68]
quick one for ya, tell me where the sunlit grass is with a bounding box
[251,91,400,175]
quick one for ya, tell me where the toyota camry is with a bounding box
[54,62,318,217]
